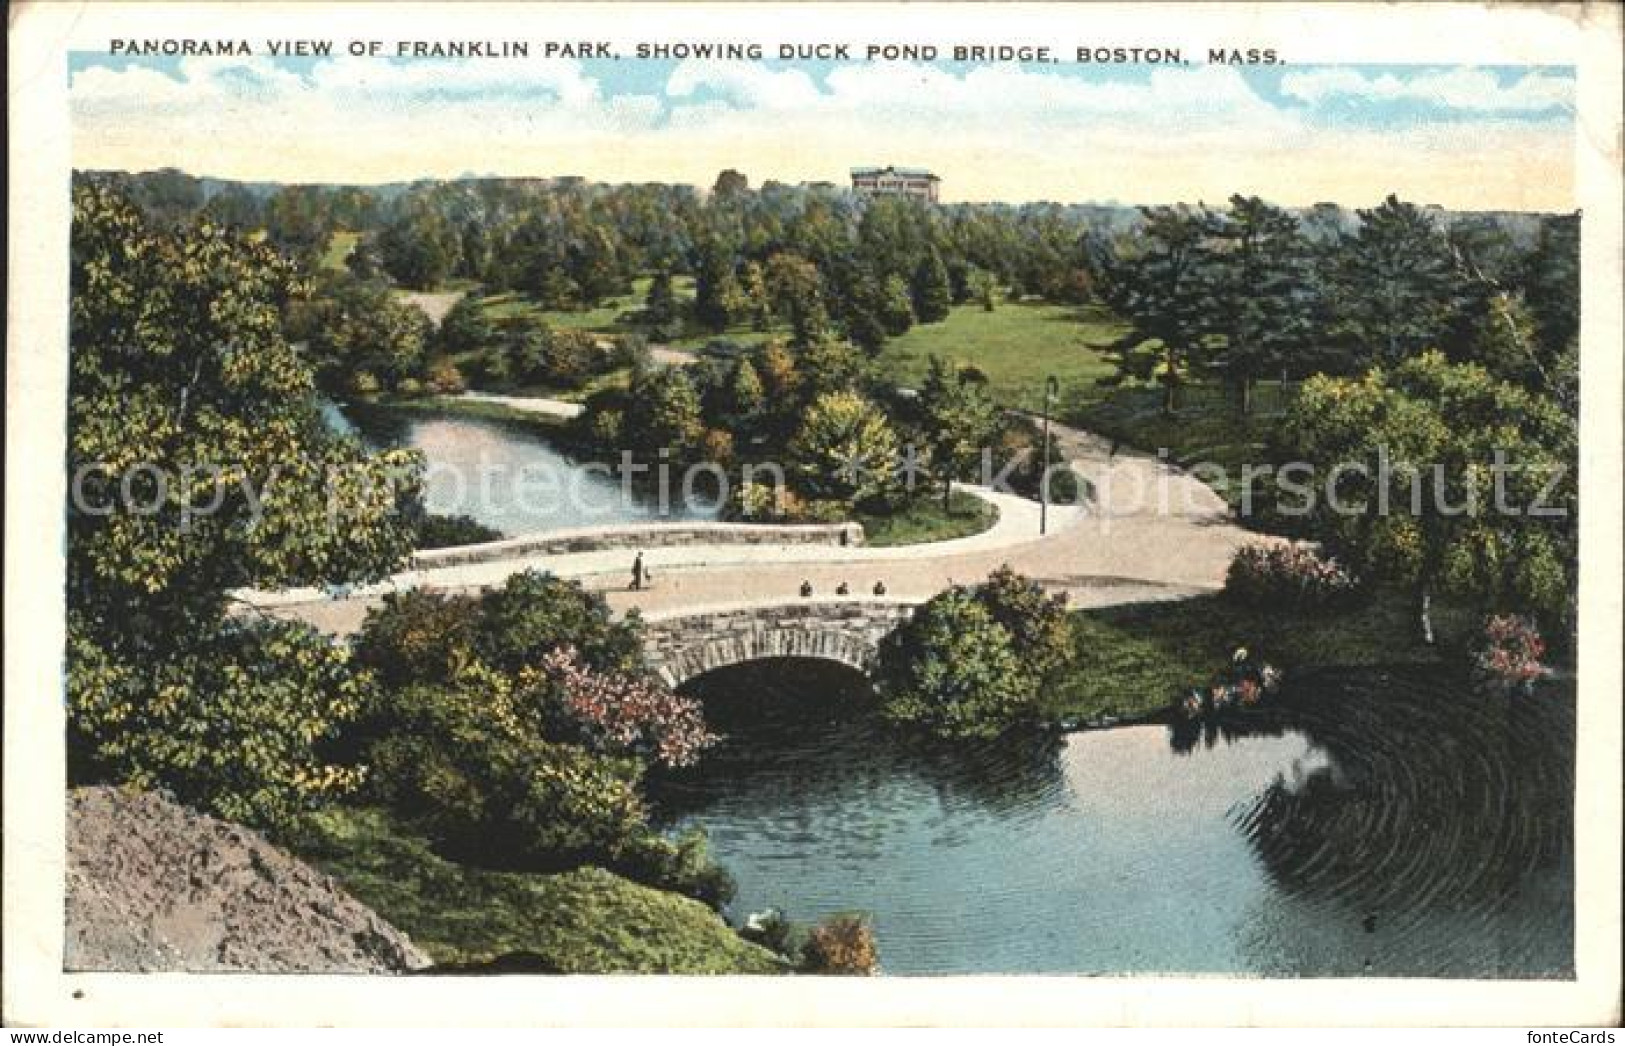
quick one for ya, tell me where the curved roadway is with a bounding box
[248,421,1258,635]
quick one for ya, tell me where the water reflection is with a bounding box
[327,401,721,536]
[1216,666,1574,977]
[651,658,1573,977]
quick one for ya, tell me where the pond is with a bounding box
[325,402,721,536]
[650,660,1574,977]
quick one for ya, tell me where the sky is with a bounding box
[68,54,1577,211]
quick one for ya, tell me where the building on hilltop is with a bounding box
[850,166,940,203]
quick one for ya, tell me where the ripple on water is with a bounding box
[651,658,1573,977]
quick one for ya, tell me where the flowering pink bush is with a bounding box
[1224,542,1358,610]
[1473,615,1547,691]
[536,646,718,768]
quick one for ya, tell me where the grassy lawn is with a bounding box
[1044,589,1461,724]
[857,490,998,547]
[287,806,784,974]
[875,300,1127,411]
[474,276,793,353]
[321,230,360,273]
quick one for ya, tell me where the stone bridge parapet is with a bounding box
[411,521,865,570]
[639,600,917,688]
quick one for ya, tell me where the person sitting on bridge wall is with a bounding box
[800,580,813,598]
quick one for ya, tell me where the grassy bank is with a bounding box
[289,806,784,974]
[1045,589,1460,724]
[857,490,998,548]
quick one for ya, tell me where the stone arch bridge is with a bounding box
[639,600,918,688]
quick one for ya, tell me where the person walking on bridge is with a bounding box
[631,551,646,591]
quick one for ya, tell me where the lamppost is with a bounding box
[1040,375,1058,536]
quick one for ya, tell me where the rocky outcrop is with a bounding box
[65,786,431,973]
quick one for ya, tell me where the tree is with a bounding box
[712,169,750,197]
[789,391,900,506]
[436,294,494,356]
[1099,206,1215,412]
[918,356,1001,510]
[1326,195,1464,369]
[1204,195,1318,412]
[911,247,953,323]
[797,337,871,403]
[765,251,830,346]
[1522,212,1580,363]
[1273,351,1575,643]
[693,243,744,332]
[643,269,680,331]
[623,366,705,456]
[875,588,1036,739]
[724,359,765,423]
[740,260,773,331]
[67,185,421,827]
[874,274,916,337]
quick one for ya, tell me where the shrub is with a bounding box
[1224,542,1359,610]
[362,673,649,870]
[67,617,370,831]
[698,428,735,467]
[973,565,1073,681]
[394,376,425,398]
[354,588,485,689]
[415,512,501,550]
[349,369,382,396]
[531,646,717,769]
[729,480,790,522]
[801,914,879,975]
[1473,614,1548,691]
[425,356,467,394]
[875,588,1036,738]
[615,829,737,911]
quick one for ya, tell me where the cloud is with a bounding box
[68,57,1574,210]
[1278,67,1573,114]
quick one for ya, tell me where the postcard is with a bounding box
[5,0,1621,1028]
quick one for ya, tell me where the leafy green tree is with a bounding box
[765,251,830,347]
[436,295,495,356]
[797,337,871,404]
[725,359,766,423]
[874,274,916,337]
[789,391,900,506]
[712,169,750,197]
[911,247,953,323]
[67,185,422,827]
[693,243,743,333]
[1274,351,1575,643]
[918,356,1001,509]
[643,269,680,330]
[623,366,705,456]
[740,260,773,331]
[876,588,1036,739]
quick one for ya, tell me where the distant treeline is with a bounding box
[77,167,1578,409]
